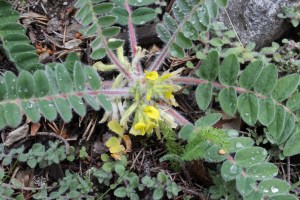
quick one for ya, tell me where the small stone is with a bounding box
[63,2,68,6]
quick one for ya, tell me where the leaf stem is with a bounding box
[0,88,131,105]
[125,0,143,75]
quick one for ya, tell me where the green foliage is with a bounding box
[156,0,228,58]
[195,52,300,146]
[74,0,157,60]
[0,61,111,129]
[278,6,300,27]
[0,0,41,71]
[0,141,75,168]
[93,154,181,200]
[170,124,297,199]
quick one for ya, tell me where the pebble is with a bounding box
[63,2,68,6]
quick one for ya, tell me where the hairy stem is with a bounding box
[125,0,142,75]
[0,88,131,105]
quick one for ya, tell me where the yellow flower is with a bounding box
[143,106,160,120]
[145,71,158,80]
[145,121,156,133]
[164,89,174,99]
[158,73,173,82]
[134,122,147,135]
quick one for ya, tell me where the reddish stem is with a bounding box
[0,88,130,105]
[164,106,192,125]
[125,0,142,75]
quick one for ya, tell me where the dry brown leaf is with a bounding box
[30,123,41,136]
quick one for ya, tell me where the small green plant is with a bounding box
[0,141,75,168]
[278,6,300,27]
[93,154,181,200]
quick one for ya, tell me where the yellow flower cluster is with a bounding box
[130,105,160,136]
[144,71,178,106]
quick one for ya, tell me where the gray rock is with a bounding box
[218,0,300,49]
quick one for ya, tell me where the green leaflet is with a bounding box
[254,64,278,95]
[83,94,100,111]
[129,0,156,6]
[68,96,86,117]
[178,124,195,141]
[73,62,86,92]
[17,71,35,99]
[246,163,278,180]
[272,74,300,102]
[206,0,218,19]
[195,83,213,110]
[56,64,73,93]
[216,0,228,7]
[111,7,128,25]
[276,112,295,145]
[98,16,117,27]
[107,39,124,50]
[266,105,285,144]
[195,113,222,128]
[102,26,120,38]
[54,98,73,122]
[98,94,112,111]
[197,50,219,81]
[176,32,192,49]
[0,105,5,129]
[236,175,256,196]
[4,103,22,128]
[219,87,237,116]
[37,100,58,121]
[218,54,239,86]
[258,179,290,197]
[21,101,40,123]
[169,43,185,58]
[4,71,17,100]
[156,23,171,43]
[257,98,275,126]
[221,160,242,181]
[0,77,7,101]
[85,66,101,90]
[177,0,192,12]
[284,131,300,156]
[163,14,177,32]
[131,7,156,25]
[227,137,254,153]
[90,48,106,60]
[93,3,113,14]
[237,93,259,126]
[235,147,267,168]
[239,60,263,90]
[287,92,300,111]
